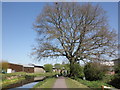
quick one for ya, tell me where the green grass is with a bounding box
[27,72,58,77]
[1,72,27,88]
[1,72,26,76]
[75,78,112,88]
[1,72,58,81]
[1,72,27,81]
[33,77,56,88]
[65,78,89,88]
[1,77,25,88]
[1,72,58,88]
[70,75,114,89]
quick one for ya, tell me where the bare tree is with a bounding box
[32,2,117,76]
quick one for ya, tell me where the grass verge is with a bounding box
[75,78,113,88]
[65,78,89,88]
[33,77,56,88]
[26,72,57,77]
[1,77,25,88]
[1,72,58,88]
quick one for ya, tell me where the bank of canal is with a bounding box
[9,82,39,90]
[2,76,46,90]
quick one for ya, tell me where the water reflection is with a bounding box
[9,82,39,90]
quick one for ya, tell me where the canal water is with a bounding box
[2,76,46,90]
[9,82,39,90]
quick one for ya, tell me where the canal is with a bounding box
[2,76,46,90]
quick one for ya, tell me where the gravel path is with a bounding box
[52,76,68,88]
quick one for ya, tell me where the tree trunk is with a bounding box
[69,59,76,77]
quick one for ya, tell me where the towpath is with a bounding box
[52,76,67,88]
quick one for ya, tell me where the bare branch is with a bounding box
[32,2,118,63]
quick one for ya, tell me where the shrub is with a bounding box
[109,63,120,89]
[114,63,120,74]
[84,62,107,81]
[102,74,114,83]
[109,74,120,89]
[44,64,53,72]
[71,63,84,79]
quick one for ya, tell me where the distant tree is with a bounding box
[62,63,70,75]
[44,64,53,72]
[84,62,107,81]
[0,61,9,73]
[54,64,61,70]
[32,2,117,77]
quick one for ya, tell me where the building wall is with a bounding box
[7,69,12,73]
[8,63,23,72]
[24,67,34,73]
[34,67,45,73]
[7,63,45,73]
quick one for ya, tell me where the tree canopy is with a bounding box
[32,2,117,76]
[54,63,61,70]
[33,3,117,61]
[0,61,9,72]
[44,64,53,72]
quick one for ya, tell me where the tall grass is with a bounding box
[73,75,114,88]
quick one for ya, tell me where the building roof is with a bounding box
[23,64,34,67]
[8,63,44,68]
[28,64,44,68]
[9,63,23,66]
[34,65,44,68]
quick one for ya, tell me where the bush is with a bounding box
[84,62,107,81]
[109,63,120,89]
[70,63,84,79]
[109,74,120,89]
[44,64,53,72]
[114,63,120,74]
[102,74,114,83]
